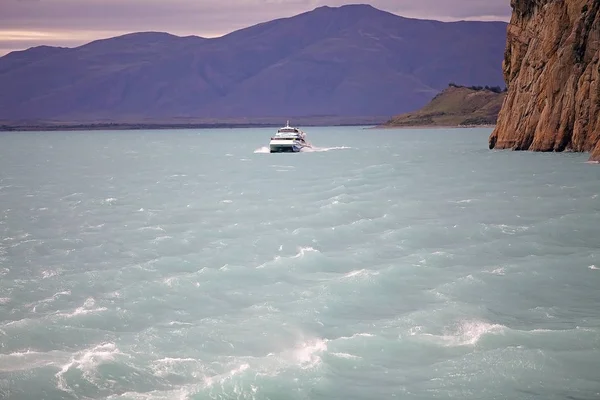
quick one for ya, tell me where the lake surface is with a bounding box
[1,126,599,400]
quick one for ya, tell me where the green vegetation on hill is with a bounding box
[448,82,507,94]
[381,84,507,128]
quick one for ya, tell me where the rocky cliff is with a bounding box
[488,0,600,162]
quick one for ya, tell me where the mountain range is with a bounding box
[0,4,508,124]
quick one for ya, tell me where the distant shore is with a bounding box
[368,124,497,130]
[0,117,391,132]
[0,122,498,132]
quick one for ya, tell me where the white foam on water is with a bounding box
[56,297,107,319]
[256,255,282,269]
[163,276,177,287]
[343,269,379,279]
[589,265,599,270]
[331,352,361,360]
[336,333,375,341]
[137,226,165,232]
[485,267,506,276]
[106,388,192,400]
[203,363,250,388]
[409,326,424,336]
[167,321,194,327]
[253,146,270,153]
[151,235,173,244]
[419,320,506,346]
[41,268,62,279]
[30,290,71,312]
[55,342,124,393]
[254,145,351,154]
[195,336,329,394]
[150,357,203,378]
[292,246,319,258]
[290,338,328,369]
[0,349,71,373]
[484,223,530,235]
[301,146,352,153]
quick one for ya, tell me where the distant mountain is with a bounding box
[381,85,506,127]
[0,4,508,123]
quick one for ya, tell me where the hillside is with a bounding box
[381,85,506,127]
[0,4,508,123]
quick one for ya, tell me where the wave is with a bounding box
[55,297,107,319]
[253,146,351,154]
[417,320,506,346]
[55,342,124,393]
[342,269,379,279]
[301,146,352,153]
[0,349,71,373]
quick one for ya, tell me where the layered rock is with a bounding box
[489,0,600,162]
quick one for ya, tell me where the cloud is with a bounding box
[0,0,511,54]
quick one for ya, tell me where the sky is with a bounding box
[0,0,511,55]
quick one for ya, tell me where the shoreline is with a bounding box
[0,122,496,132]
[367,124,497,130]
[0,122,379,132]
[0,120,498,132]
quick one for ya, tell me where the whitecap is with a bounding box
[289,338,328,369]
[0,349,70,373]
[56,297,107,319]
[150,357,203,378]
[337,333,374,341]
[55,342,124,393]
[30,290,71,312]
[485,267,506,276]
[138,226,165,232]
[41,269,61,279]
[331,352,361,360]
[151,235,172,244]
[292,246,319,258]
[419,320,506,346]
[343,269,379,279]
[203,363,250,388]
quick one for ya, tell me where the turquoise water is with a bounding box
[0,126,599,400]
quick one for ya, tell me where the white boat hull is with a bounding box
[269,140,310,153]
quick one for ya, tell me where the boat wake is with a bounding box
[301,146,352,153]
[254,146,270,154]
[254,145,351,154]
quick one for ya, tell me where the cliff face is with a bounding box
[488,0,600,162]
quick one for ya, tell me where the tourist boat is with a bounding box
[269,121,312,153]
